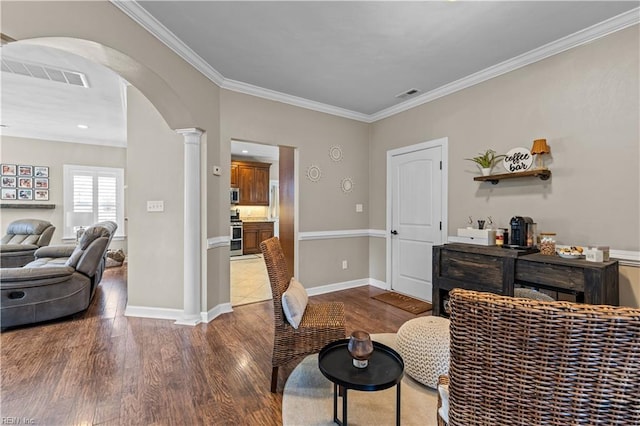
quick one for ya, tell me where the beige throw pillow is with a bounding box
[282,277,308,329]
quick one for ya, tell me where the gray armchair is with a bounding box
[0,219,56,268]
[1,221,117,328]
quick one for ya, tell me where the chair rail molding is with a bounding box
[299,229,386,240]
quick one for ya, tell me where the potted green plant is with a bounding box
[465,149,505,176]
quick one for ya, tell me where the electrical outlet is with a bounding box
[147,200,164,212]
[356,203,363,212]
[342,260,348,269]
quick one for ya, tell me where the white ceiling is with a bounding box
[1,1,637,147]
[1,43,128,147]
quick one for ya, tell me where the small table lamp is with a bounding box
[531,139,550,169]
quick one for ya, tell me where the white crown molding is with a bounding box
[370,7,640,122]
[112,2,638,124]
[110,0,225,85]
[221,78,370,122]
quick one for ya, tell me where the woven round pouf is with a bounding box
[396,316,450,389]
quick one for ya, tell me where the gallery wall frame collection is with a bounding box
[1,164,49,201]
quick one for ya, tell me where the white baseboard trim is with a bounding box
[306,278,370,296]
[202,303,233,323]
[369,278,389,290]
[124,303,233,324]
[124,304,184,321]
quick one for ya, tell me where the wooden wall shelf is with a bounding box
[0,203,55,209]
[474,169,551,185]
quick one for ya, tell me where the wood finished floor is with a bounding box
[1,265,430,425]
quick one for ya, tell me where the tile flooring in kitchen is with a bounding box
[230,254,273,306]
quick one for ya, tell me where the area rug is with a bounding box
[372,292,432,314]
[282,333,438,426]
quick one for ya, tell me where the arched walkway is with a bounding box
[4,36,205,324]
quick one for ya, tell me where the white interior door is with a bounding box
[389,144,443,301]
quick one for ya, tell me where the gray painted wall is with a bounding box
[126,86,184,309]
[0,135,126,251]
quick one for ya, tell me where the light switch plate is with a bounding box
[147,200,164,212]
[212,165,221,176]
[356,204,363,212]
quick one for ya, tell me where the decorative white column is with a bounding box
[175,128,203,326]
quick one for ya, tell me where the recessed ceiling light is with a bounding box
[77,124,89,129]
[242,150,249,154]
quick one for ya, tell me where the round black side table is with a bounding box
[318,339,404,425]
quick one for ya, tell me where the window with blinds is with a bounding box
[63,165,124,239]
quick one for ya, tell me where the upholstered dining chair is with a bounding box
[437,288,640,426]
[260,237,345,392]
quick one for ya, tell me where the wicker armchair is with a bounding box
[260,237,345,392]
[437,288,640,426]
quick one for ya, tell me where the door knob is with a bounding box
[391,230,398,235]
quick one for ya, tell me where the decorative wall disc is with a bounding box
[341,177,354,193]
[306,165,322,182]
[328,145,343,162]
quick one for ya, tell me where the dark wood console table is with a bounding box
[432,243,619,317]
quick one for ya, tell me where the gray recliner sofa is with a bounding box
[0,221,117,328]
[0,219,56,268]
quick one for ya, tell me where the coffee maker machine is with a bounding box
[509,216,534,247]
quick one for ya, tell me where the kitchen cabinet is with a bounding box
[232,160,271,205]
[243,221,274,254]
[230,163,238,187]
[432,243,619,317]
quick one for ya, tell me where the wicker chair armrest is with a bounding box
[437,374,450,426]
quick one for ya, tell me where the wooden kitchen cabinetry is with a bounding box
[432,243,619,317]
[243,221,274,254]
[232,160,271,205]
[230,163,238,187]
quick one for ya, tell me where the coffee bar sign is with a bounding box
[503,147,533,173]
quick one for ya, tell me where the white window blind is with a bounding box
[63,165,124,239]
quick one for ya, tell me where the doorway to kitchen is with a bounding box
[230,140,294,306]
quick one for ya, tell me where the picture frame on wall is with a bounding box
[18,189,33,200]
[18,178,33,188]
[2,164,16,175]
[2,176,17,187]
[18,165,33,176]
[34,178,49,189]
[34,166,49,177]
[34,190,49,201]
[1,188,17,200]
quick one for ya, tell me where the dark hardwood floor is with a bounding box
[1,265,429,425]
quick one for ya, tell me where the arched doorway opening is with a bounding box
[2,35,205,324]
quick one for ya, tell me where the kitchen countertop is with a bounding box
[241,218,276,222]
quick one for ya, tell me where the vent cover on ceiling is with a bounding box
[395,88,421,99]
[1,58,89,88]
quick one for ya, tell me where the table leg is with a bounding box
[343,387,348,426]
[333,383,338,424]
[396,383,401,426]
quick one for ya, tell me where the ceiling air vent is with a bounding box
[395,88,421,99]
[1,58,89,88]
